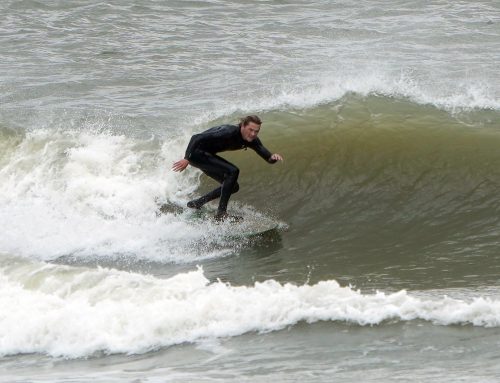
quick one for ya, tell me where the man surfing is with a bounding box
[172,115,283,221]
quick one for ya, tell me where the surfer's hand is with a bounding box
[172,159,189,172]
[270,153,283,162]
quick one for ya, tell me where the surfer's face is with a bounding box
[241,122,261,142]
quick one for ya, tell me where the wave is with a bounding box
[1,256,499,358]
[1,96,500,262]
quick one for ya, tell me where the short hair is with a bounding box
[240,115,262,127]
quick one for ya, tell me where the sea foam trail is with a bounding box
[1,257,500,358]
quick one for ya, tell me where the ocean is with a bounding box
[1,0,500,382]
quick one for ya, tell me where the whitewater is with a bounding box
[2,257,500,359]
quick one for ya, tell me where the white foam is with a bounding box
[1,258,500,358]
[0,128,240,262]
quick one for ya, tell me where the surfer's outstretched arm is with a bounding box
[249,138,283,163]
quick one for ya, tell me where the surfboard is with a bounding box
[230,221,280,239]
[158,202,279,237]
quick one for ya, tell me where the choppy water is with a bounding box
[1,0,500,382]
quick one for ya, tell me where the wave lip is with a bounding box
[1,260,500,358]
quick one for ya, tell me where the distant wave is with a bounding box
[1,257,500,358]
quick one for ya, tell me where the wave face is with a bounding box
[2,255,500,358]
[243,96,500,244]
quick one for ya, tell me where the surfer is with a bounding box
[172,115,283,221]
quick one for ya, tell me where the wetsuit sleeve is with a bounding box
[250,138,277,164]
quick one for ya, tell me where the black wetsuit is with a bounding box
[184,124,277,214]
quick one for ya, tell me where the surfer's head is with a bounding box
[240,115,261,142]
